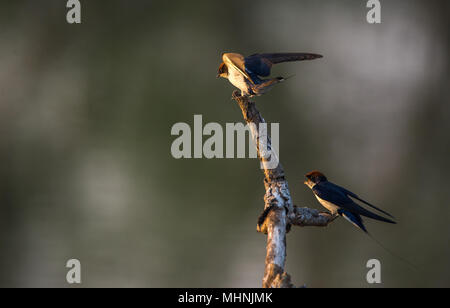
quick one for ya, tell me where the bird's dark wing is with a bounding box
[312,182,353,206]
[244,53,323,77]
[327,182,396,219]
[313,182,396,224]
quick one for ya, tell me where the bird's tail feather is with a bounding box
[366,231,419,272]
[281,74,296,81]
[340,211,418,271]
[252,78,284,95]
[341,210,368,233]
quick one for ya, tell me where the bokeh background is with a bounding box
[0,0,449,287]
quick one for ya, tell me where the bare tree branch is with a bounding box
[231,90,336,288]
[290,206,338,227]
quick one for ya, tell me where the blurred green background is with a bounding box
[0,0,449,287]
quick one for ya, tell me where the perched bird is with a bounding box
[217,52,322,97]
[304,171,396,233]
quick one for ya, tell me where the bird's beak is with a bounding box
[216,74,220,78]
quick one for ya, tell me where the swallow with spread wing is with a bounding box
[217,52,322,97]
[304,171,396,233]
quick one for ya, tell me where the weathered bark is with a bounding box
[289,206,338,227]
[231,91,336,288]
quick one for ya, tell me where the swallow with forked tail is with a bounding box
[304,171,396,233]
[217,52,322,97]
